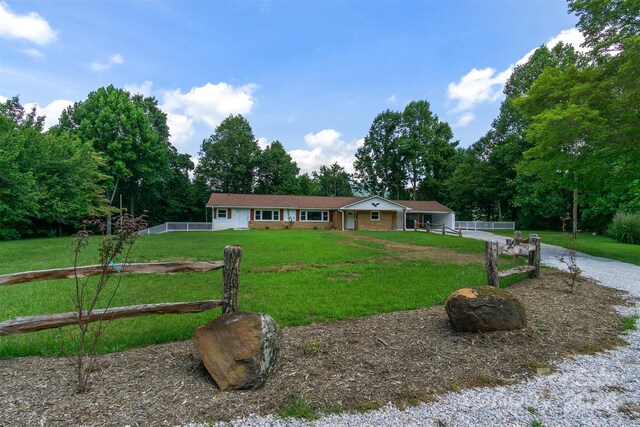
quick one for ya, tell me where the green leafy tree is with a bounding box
[55,85,170,221]
[312,163,354,197]
[354,110,405,198]
[255,140,300,194]
[515,35,640,233]
[516,66,607,237]
[0,99,41,238]
[0,97,108,239]
[138,147,199,224]
[448,43,582,223]
[569,0,640,57]
[400,100,459,201]
[291,173,319,196]
[446,144,501,220]
[195,114,260,194]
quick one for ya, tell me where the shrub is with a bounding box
[607,212,640,244]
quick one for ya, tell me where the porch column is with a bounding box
[403,209,407,231]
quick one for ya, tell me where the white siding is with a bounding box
[343,196,406,211]
[431,212,456,229]
[212,208,250,230]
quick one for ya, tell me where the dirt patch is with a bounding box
[345,233,484,264]
[249,234,484,274]
[0,270,630,426]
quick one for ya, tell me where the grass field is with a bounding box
[0,230,524,359]
[491,230,640,266]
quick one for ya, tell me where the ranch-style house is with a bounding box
[206,193,455,231]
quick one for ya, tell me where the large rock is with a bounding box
[193,311,281,390]
[445,287,527,332]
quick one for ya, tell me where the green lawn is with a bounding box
[492,229,640,266]
[0,230,523,359]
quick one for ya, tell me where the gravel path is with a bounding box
[211,232,640,427]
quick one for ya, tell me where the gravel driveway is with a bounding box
[213,231,640,427]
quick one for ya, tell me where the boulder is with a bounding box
[445,287,527,332]
[193,311,281,390]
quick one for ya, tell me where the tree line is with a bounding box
[1,0,637,239]
[0,89,357,239]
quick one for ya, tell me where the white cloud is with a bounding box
[165,112,194,147]
[257,137,269,150]
[20,48,44,58]
[24,98,73,129]
[516,28,587,66]
[289,129,362,175]
[161,82,257,128]
[447,28,587,125]
[386,94,398,104]
[124,80,153,96]
[454,112,476,128]
[0,95,7,103]
[90,53,124,72]
[447,67,512,112]
[0,2,57,45]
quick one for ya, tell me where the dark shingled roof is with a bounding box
[206,193,453,212]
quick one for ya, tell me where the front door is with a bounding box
[237,209,250,228]
[406,213,417,229]
[346,211,355,230]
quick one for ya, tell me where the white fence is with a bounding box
[455,221,515,231]
[138,222,213,235]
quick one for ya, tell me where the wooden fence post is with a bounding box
[485,240,499,287]
[426,222,431,232]
[441,223,446,235]
[222,245,242,314]
[527,235,540,279]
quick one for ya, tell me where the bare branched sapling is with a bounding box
[70,213,147,393]
[556,235,582,293]
[557,249,582,293]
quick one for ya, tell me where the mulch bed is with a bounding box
[0,270,630,426]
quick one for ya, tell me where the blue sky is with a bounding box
[0,0,584,174]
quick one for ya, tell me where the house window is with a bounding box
[255,210,280,221]
[370,211,380,221]
[300,210,329,222]
[216,208,228,219]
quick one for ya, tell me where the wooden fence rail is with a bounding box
[418,222,462,237]
[0,261,225,286]
[485,234,540,287]
[0,246,242,336]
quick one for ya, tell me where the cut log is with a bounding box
[485,241,499,287]
[499,244,536,256]
[498,265,536,278]
[528,236,541,279]
[0,261,225,286]
[222,246,242,314]
[0,300,222,335]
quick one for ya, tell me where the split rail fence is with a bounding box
[0,246,242,336]
[485,234,540,287]
[416,221,462,237]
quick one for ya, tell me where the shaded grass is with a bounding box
[0,230,523,359]
[492,230,640,266]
